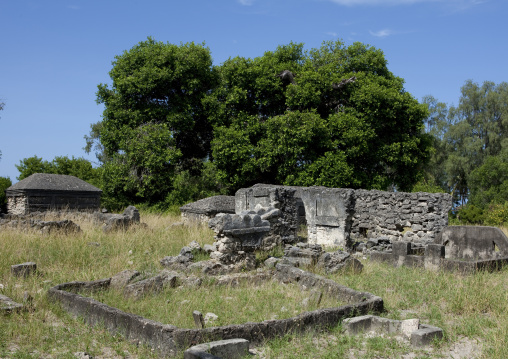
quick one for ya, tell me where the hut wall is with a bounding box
[7,191,100,214]
[7,196,27,215]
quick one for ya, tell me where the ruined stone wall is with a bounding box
[236,185,452,247]
[351,190,451,243]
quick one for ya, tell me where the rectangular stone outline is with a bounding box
[48,265,383,357]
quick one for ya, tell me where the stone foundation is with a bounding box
[48,265,383,357]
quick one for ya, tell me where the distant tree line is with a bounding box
[5,38,508,222]
[417,81,508,225]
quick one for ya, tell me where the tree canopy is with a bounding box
[420,80,508,208]
[207,41,431,191]
[86,38,432,209]
[86,38,217,206]
[16,155,99,187]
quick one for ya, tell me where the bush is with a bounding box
[0,176,12,213]
[484,202,508,226]
[456,204,485,225]
[411,178,446,194]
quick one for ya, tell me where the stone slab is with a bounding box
[0,294,24,313]
[184,339,250,359]
[11,262,37,277]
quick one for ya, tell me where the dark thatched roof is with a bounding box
[6,173,101,193]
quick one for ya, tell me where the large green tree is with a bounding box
[207,41,431,191]
[86,38,217,205]
[16,155,99,186]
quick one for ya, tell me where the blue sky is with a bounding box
[0,0,506,183]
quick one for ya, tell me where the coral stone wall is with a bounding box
[7,196,27,215]
[351,190,452,242]
[236,185,452,246]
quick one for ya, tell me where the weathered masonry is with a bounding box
[180,195,235,223]
[236,184,452,248]
[6,173,101,215]
[371,226,508,273]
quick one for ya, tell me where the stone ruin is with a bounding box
[162,187,362,275]
[370,226,508,273]
[0,205,142,234]
[179,195,235,223]
[42,185,454,357]
[48,262,385,357]
[236,184,452,248]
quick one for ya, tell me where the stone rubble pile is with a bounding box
[94,205,141,232]
[0,216,81,234]
[0,205,143,233]
[278,242,363,274]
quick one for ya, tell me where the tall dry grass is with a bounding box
[2,212,508,358]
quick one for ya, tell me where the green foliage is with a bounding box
[468,155,508,208]
[90,38,433,208]
[0,176,12,213]
[87,38,216,205]
[411,177,446,194]
[445,81,508,205]
[484,202,508,226]
[209,40,430,192]
[456,204,485,225]
[15,155,99,186]
[422,80,508,209]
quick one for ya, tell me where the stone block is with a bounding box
[424,244,445,271]
[410,325,443,347]
[110,270,140,290]
[193,310,205,329]
[343,315,375,334]
[184,339,250,359]
[11,262,37,277]
[392,241,411,256]
[435,226,508,260]
[0,294,24,313]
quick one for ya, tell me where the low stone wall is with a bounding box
[48,265,383,357]
[236,184,452,247]
[370,240,508,274]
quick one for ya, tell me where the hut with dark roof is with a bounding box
[5,173,101,215]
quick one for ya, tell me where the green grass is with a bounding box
[85,279,344,328]
[1,213,508,358]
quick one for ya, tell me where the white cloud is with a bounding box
[325,31,338,37]
[238,0,254,5]
[326,0,484,7]
[369,29,395,37]
[67,5,80,10]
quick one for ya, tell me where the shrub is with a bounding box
[0,176,12,213]
[456,204,485,224]
[484,202,508,226]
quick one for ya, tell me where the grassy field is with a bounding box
[86,278,344,329]
[1,212,507,358]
